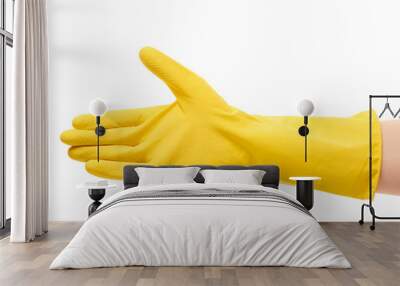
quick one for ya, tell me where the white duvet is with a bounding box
[50,183,350,269]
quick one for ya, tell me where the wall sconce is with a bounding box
[297,99,314,162]
[89,98,108,162]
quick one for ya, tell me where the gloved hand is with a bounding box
[61,47,381,199]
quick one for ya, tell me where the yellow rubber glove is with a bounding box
[60,47,381,199]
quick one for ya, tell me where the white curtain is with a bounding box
[10,0,48,242]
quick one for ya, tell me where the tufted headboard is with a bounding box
[123,165,280,190]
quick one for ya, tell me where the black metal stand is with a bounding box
[88,188,105,216]
[359,95,400,230]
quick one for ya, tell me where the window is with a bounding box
[0,0,13,234]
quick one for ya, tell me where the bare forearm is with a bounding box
[377,120,400,195]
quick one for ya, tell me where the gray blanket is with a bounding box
[91,189,312,218]
[50,183,350,269]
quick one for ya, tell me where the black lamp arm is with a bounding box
[95,116,106,162]
[298,116,309,137]
[298,116,309,162]
[95,116,106,136]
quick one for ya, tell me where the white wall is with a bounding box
[48,0,400,221]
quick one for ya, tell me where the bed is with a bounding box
[50,165,350,269]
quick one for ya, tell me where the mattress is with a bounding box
[50,183,350,269]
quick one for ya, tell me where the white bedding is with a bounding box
[50,183,350,269]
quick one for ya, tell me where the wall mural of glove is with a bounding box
[60,47,382,200]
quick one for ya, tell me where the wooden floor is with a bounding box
[0,222,399,286]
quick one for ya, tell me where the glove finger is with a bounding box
[139,47,231,113]
[68,145,147,162]
[60,126,144,146]
[85,160,150,180]
[72,105,168,130]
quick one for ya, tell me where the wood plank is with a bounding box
[0,222,399,286]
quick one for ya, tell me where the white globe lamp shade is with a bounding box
[89,98,108,116]
[297,99,314,116]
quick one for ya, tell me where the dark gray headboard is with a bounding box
[123,165,280,189]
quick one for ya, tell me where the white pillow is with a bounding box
[136,167,201,186]
[200,169,266,185]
